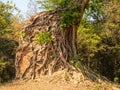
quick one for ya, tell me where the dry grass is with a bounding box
[0,70,120,90]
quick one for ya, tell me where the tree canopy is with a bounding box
[0,1,15,36]
[0,1,19,82]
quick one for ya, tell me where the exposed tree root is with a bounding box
[15,0,102,83]
[15,10,78,79]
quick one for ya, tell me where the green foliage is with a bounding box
[0,60,7,82]
[0,38,18,83]
[0,1,18,83]
[59,3,80,28]
[85,0,104,23]
[114,77,119,83]
[76,1,120,83]
[0,1,16,36]
[38,0,120,83]
[38,0,81,28]
[38,0,68,10]
[0,60,7,75]
[97,1,120,82]
[77,19,101,68]
[69,56,82,69]
[0,38,18,58]
[34,32,53,44]
[0,1,21,83]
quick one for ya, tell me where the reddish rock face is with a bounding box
[19,52,33,75]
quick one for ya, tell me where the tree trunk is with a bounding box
[15,0,89,79]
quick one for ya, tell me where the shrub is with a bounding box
[0,38,18,83]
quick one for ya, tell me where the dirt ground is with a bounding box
[0,77,120,90]
[0,80,93,90]
[0,70,120,90]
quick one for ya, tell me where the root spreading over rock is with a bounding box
[15,0,103,83]
[15,10,79,79]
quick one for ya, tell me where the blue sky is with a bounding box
[2,0,37,18]
[12,0,29,16]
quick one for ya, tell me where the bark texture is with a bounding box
[15,0,89,79]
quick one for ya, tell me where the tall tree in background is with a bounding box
[0,1,14,37]
[77,0,120,83]
[99,0,120,82]
[0,1,19,82]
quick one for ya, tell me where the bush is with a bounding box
[77,17,120,82]
[0,38,18,83]
[77,19,101,68]
[34,32,53,44]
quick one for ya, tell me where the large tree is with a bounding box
[15,0,89,79]
[0,1,18,82]
[0,1,14,37]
